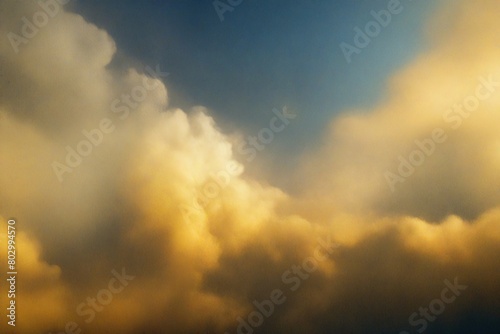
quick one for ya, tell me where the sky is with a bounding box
[68,0,442,190]
[0,0,500,333]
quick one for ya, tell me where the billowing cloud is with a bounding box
[303,0,500,222]
[0,0,499,333]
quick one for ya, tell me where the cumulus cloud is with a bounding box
[303,0,500,222]
[0,0,499,333]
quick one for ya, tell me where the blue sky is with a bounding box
[69,0,440,171]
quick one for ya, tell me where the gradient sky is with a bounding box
[68,0,442,188]
[1,0,500,333]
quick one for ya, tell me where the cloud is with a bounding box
[303,0,500,222]
[0,0,499,333]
